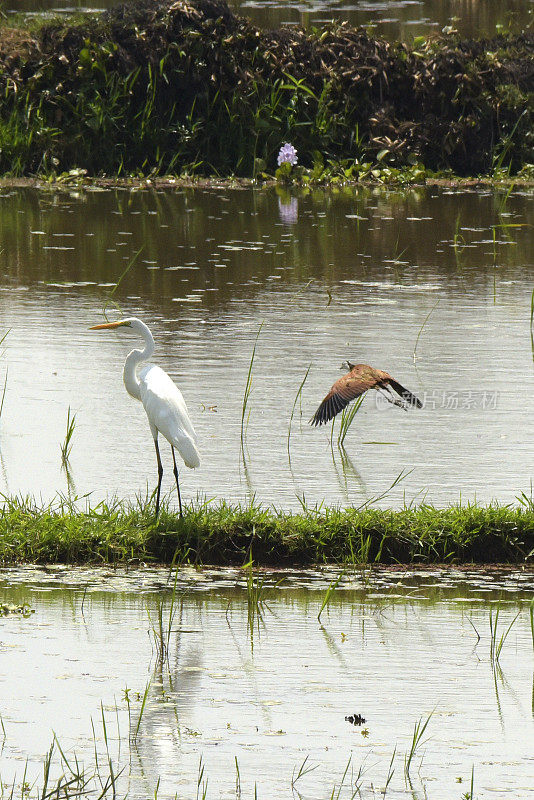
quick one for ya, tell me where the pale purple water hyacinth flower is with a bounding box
[277,143,298,166]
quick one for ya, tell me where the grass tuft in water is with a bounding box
[337,395,365,447]
[489,603,519,663]
[317,571,344,622]
[404,710,433,779]
[60,406,76,464]
[291,756,319,790]
[130,679,151,744]
[383,747,396,797]
[147,568,181,663]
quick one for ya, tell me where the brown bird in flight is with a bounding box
[311,361,423,426]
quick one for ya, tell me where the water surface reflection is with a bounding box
[7,0,533,42]
[0,185,532,509]
[0,566,533,799]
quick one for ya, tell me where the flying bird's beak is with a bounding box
[89,320,128,330]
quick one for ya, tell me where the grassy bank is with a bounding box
[0,0,532,180]
[0,495,533,565]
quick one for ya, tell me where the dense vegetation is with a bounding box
[0,496,533,565]
[0,0,532,179]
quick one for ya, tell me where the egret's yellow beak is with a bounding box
[89,320,129,330]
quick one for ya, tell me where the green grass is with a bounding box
[60,405,76,463]
[404,711,434,779]
[489,603,520,663]
[0,494,533,565]
[240,322,263,456]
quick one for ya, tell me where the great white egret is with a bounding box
[311,361,422,426]
[89,317,200,516]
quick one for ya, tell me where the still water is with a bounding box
[0,567,533,799]
[7,0,534,41]
[0,185,533,511]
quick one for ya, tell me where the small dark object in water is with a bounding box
[345,713,366,725]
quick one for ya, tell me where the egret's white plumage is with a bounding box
[90,317,200,515]
[138,364,200,469]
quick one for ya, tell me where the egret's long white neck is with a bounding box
[123,321,155,401]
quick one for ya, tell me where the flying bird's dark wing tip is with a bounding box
[310,392,350,426]
[388,379,423,409]
[310,404,328,426]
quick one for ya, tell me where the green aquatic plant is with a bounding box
[287,363,311,465]
[291,755,319,789]
[60,406,76,464]
[196,755,208,800]
[234,756,241,798]
[0,329,10,423]
[530,600,534,652]
[147,568,181,663]
[404,710,433,779]
[102,247,144,319]
[317,571,344,622]
[130,679,151,744]
[413,298,440,365]
[244,557,270,641]
[240,322,263,455]
[337,395,365,447]
[531,286,534,363]
[328,754,354,800]
[489,603,519,663]
[383,747,397,797]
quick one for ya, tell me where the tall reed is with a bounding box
[240,322,263,455]
[60,406,76,463]
[413,298,440,365]
[287,364,310,465]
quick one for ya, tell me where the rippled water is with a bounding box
[0,184,533,510]
[0,567,533,799]
[7,0,534,41]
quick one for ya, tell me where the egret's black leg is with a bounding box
[171,446,183,518]
[154,438,163,516]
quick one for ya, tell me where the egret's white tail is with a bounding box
[178,436,200,469]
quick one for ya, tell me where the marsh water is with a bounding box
[0,184,533,511]
[0,566,533,799]
[7,0,534,41]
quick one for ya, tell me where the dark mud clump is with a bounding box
[0,0,531,177]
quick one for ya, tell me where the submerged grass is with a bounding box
[0,494,533,566]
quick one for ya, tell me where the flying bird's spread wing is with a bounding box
[311,363,422,426]
[311,368,382,426]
